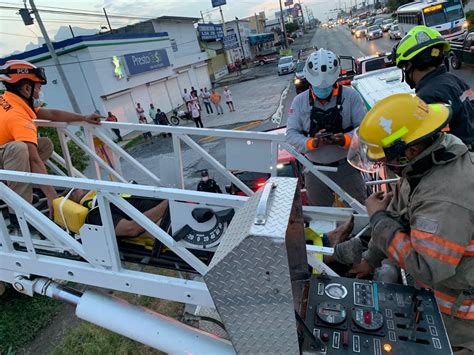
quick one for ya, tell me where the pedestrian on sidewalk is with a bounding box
[138,115,153,141]
[200,88,213,115]
[182,88,192,111]
[136,102,146,120]
[210,89,224,115]
[191,92,201,111]
[223,86,235,112]
[190,99,204,128]
[235,59,243,76]
[149,103,158,124]
[106,111,122,142]
[190,86,198,98]
[155,109,172,137]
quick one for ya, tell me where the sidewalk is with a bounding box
[178,74,291,129]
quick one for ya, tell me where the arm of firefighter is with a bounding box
[286,97,313,152]
[361,242,387,269]
[344,89,368,149]
[369,201,471,285]
[37,108,102,125]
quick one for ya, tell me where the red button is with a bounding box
[321,333,330,342]
[364,311,372,325]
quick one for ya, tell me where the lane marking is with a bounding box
[198,120,262,144]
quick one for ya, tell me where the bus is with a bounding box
[396,0,467,41]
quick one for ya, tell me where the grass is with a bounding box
[0,287,61,354]
[123,134,145,150]
[51,292,184,355]
[52,267,185,354]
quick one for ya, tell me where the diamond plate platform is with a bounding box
[204,178,308,354]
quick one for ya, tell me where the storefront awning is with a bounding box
[248,33,275,45]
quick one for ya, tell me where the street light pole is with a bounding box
[29,0,81,113]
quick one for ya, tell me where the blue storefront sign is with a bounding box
[211,0,226,8]
[197,24,224,41]
[123,49,170,76]
[223,34,239,49]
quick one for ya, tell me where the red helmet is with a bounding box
[0,60,47,85]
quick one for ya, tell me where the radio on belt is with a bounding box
[302,275,452,355]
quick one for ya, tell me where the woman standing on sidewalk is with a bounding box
[210,89,224,115]
[190,99,204,128]
[223,86,235,112]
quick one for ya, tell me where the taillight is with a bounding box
[256,181,266,188]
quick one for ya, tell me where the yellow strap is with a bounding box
[382,126,409,147]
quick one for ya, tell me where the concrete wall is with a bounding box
[152,19,201,59]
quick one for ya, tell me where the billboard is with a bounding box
[123,49,170,76]
[211,0,227,7]
[223,34,239,49]
[197,23,224,41]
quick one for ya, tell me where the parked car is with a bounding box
[293,60,309,94]
[380,19,393,32]
[255,55,278,66]
[277,56,295,75]
[355,25,367,38]
[367,25,383,40]
[388,25,402,40]
[449,32,474,70]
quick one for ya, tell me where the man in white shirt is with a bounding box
[182,89,193,111]
[223,86,235,112]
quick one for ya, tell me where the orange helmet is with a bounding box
[0,60,47,85]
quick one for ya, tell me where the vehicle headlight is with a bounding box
[356,31,360,35]
[294,79,301,85]
[463,21,468,29]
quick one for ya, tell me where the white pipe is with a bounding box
[365,178,399,185]
[76,291,235,355]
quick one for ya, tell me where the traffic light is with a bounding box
[19,8,34,26]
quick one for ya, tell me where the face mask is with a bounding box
[202,176,209,182]
[312,85,333,99]
[33,90,44,108]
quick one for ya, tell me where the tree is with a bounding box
[285,22,299,34]
[38,127,89,173]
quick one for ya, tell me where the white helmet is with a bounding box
[303,48,340,88]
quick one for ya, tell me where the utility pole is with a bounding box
[103,8,112,31]
[279,0,288,48]
[29,0,81,113]
[219,6,233,66]
[298,0,306,32]
[235,17,246,62]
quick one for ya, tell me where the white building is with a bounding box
[0,19,210,124]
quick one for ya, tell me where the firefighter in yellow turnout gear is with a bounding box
[346,93,474,352]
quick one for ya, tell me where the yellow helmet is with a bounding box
[347,94,451,172]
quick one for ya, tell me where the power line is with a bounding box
[0,31,37,38]
[0,4,156,20]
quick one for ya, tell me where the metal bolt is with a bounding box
[14,282,24,292]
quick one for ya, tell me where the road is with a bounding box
[120,26,473,190]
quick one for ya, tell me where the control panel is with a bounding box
[301,276,452,354]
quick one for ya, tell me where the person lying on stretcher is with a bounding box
[53,189,168,238]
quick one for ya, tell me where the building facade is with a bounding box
[0,18,211,124]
